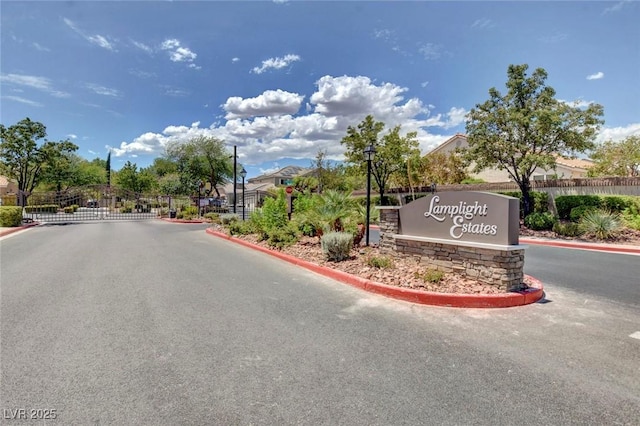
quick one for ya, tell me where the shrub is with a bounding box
[416,269,445,284]
[498,191,549,217]
[257,190,289,234]
[569,205,597,222]
[552,221,583,237]
[0,206,23,227]
[524,212,556,230]
[24,204,58,213]
[0,195,17,206]
[461,177,486,184]
[623,214,640,231]
[121,206,133,213]
[601,196,633,213]
[228,219,259,236]
[266,225,299,249]
[621,203,640,230]
[63,206,74,214]
[579,209,621,240]
[219,213,239,225]
[321,231,353,261]
[555,195,602,220]
[204,212,220,223]
[182,206,198,216]
[366,255,394,269]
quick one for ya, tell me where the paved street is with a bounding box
[1,221,639,425]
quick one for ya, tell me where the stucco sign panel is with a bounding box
[398,191,520,245]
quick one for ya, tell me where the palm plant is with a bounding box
[312,190,355,235]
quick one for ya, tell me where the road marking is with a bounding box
[630,331,640,340]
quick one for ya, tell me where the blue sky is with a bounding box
[2,1,639,179]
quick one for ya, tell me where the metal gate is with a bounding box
[23,185,164,222]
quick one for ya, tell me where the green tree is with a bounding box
[166,136,232,197]
[39,153,106,191]
[341,115,419,205]
[0,117,78,205]
[106,151,111,186]
[309,150,359,193]
[115,161,153,194]
[465,64,604,216]
[148,156,178,178]
[400,150,469,191]
[588,136,640,177]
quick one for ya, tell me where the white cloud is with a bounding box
[2,95,43,107]
[0,73,70,98]
[373,29,394,41]
[539,33,568,43]
[232,57,240,63]
[131,40,153,53]
[417,43,444,60]
[129,69,155,79]
[251,54,301,74]
[421,81,429,88]
[559,98,596,108]
[595,123,640,144]
[310,75,427,124]
[85,83,121,97]
[471,18,495,29]
[160,38,198,68]
[113,74,469,164]
[88,34,115,51]
[223,90,304,119]
[64,18,116,51]
[32,42,51,52]
[67,134,78,139]
[586,72,604,80]
[603,1,631,14]
[1,73,50,90]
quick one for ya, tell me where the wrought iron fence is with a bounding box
[22,186,160,222]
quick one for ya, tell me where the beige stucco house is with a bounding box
[429,134,594,183]
[0,175,18,196]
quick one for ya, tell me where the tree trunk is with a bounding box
[519,179,533,217]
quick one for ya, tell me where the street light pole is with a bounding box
[364,144,376,246]
[233,145,237,214]
[239,167,247,221]
[197,180,202,218]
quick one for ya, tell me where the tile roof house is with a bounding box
[429,134,594,183]
[220,165,312,208]
[247,165,311,186]
[0,175,18,196]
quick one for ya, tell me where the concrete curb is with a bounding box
[160,218,207,224]
[0,222,40,237]
[520,238,640,255]
[206,228,544,308]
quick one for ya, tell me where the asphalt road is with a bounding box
[369,227,640,307]
[1,221,639,425]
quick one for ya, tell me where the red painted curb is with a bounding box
[0,222,40,237]
[206,228,544,308]
[520,238,640,254]
[160,218,207,224]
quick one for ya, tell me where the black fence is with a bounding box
[22,186,161,222]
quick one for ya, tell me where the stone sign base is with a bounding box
[379,207,526,292]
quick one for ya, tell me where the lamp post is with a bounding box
[233,145,237,214]
[197,180,203,217]
[364,144,376,246]
[239,167,247,221]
